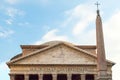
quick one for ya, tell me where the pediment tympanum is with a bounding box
[10,43,97,65]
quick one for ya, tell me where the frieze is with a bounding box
[11,65,112,74]
[10,65,112,74]
[29,66,96,73]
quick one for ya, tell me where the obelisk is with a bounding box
[95,2,108,80]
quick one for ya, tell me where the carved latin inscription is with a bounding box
[29,66,96,73]
[10,66,97,74]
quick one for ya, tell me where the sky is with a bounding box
[0,0,120,80]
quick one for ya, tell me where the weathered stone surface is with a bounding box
[14,44,96,65]
[7,41,114,80]
[10,65,97,74]
[8,42,112,79]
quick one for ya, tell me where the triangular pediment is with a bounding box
[8,43,97,65]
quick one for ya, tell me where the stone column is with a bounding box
[9,74,15,80]
[24,74,29,80]
[53,74,57,80]
[94,74,97,80]
[39,74,43,80]
[81,74,85,80]
[67,74,72,80]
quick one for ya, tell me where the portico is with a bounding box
[7,40,114,80]
[10,73,96,80]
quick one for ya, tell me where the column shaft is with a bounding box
[24,74,29,80]
[53,74,57,80]
[81,74,85,80]
[39,74,43,80]
[94,74,97,80]
[10,74,15,80]
[67,74,72,80]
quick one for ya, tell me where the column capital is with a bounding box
[52,74,57,77]
[9,74,15,76]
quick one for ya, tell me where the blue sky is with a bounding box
[0,0,120,80]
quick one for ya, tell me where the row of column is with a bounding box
[10,74,97,80]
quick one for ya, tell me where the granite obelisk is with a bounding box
[96,4,108,80]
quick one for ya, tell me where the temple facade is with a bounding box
[7,9,115,80]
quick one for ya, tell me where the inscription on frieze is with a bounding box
[10,66,98,74]
[29,67,96,73]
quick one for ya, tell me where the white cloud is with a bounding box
[6,7,25,19]
[0,26,14,38]
[5,7,25,25]
[5,0,20,5]
[18,22,30,26]
[5,0,50,6]
[64,4,95,36]
[0,62,10,80]
[73,21,88,35]
[0,1,26,25]
[35,29,68,44]
[5,19,13,25]
[39,0,49,5]
[42,29,67,40]
[33,0,50,6]
[103,11,120,59]
[111,55,120,80]
[102,11,120,80]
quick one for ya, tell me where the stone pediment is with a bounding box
[8,42,97,65]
